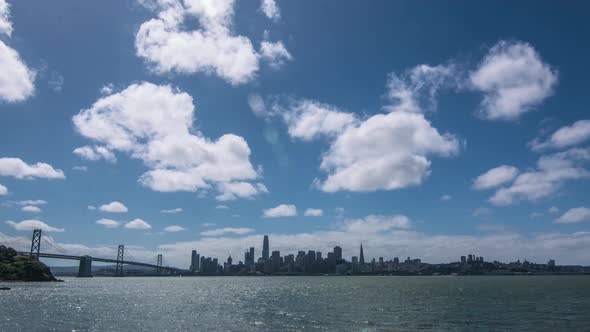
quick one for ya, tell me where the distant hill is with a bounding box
[0,245,57,281]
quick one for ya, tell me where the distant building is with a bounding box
[461,256,466,264]
[262,235,270,260]
[190,250,200,272]
[249,247,255,264]
[334,246,342,261]
[359,243,365,264]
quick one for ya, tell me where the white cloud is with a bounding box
[135,0,290,85]
[260,0,280,21]
[489,148,590,206]
[124,218,152,230]
[202,222,216,227]
[263,204,297,218]
[340,215,411,233]
[5,219,64,232]
[21,205,41,213]
[88,205,96,210]
[99,201,128,213]
[73,145,116,163]
[72,166,88,171]
[12,199,46,206]
[201,227,255,236]
[215,204,229,210]
[440,194,452,201]
[247,93,266,117]
[470,40,557,121]
[215,181,268,201]
[0,158,65,180]
[73,82,263,198]
[269,67,459,192]
[164,225,186,232]
[0,11,35,103]
[304,208,323,217]
[161,208,183,214]
[100,83,114,95]
[473,165,519,190]
[548,206,559,214]
[260,41,292,68]
[0,183,6,195]
[95,218,121,228]
[530,120,590,151]
[0,0,13,37]
[276,99,357,141]
[530,212,543,219]
[555,207,590,224]
[385,64,457,114]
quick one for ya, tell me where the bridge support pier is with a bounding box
[77,255,92,277]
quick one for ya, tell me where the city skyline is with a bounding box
[1,1,590,268]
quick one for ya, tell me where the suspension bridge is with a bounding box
[3,229,183,277]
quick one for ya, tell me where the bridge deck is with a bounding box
[17,252,181,271]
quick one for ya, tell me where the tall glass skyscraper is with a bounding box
[262,235,269,260]
[359,243,365,264]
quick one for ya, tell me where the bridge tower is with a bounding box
[29,229,42,259]
[78,255,93,277]
[157,254,162,274]
[115,245,124,277]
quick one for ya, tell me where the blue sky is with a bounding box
[1,0,590,266]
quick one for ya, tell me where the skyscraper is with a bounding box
[359,243,365,264]
[190,250,200,272]
[334,246,342,261]
[262,235,269,260]
[249,247,255,264]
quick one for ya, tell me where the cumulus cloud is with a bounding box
[470,40,557,121]
[11,199,47,206]
[260,0,280,21]
[5,219,64,232]
[73,145,116,163]
[259,41,292,68]
[473,165,519,190]
[0,183,6,195]
[73,83,263,199]
[0,0,12,36]
[95,218,121,228]
[215,205,229,210]
[215,181,268,201]
[0,158,65,180]
[135,0,290,85]
[341,215,411,233]
[72,166,88,172]
[201,227,255,236]
[164,225,186,232]
[268,67,459,192]
[124,218,152,230]
[489,148,590,206]
[530,120,590,151]
[555,207,590,224]
[161,208,183,214]
[0,1,35,103]
[548,206,559,214]
[21,205,41,213]
[263,204,297,218]
[99,201,128,213]
[304,208,323,217]
[385,64,457,113]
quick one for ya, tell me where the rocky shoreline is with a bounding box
[0,245,57,282]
